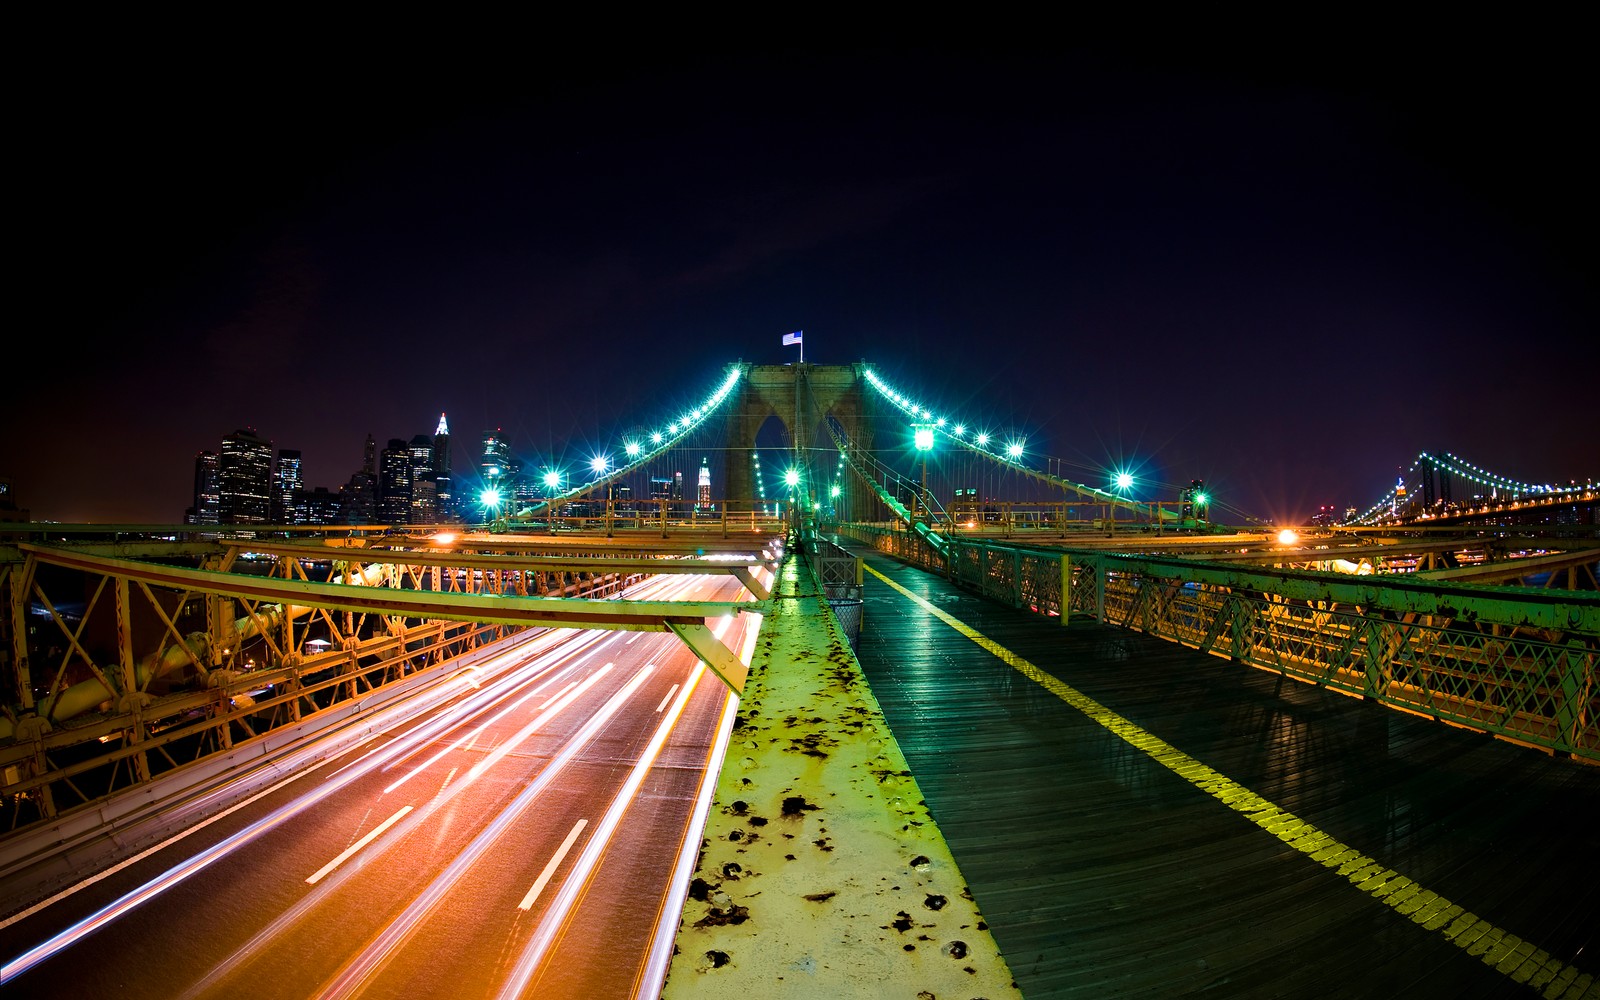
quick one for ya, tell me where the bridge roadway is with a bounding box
[841,539,1599,999]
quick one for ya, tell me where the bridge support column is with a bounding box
[7,555,37,711]
[114,578,152,784]
[1061,553,1071,625]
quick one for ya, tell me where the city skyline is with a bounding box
[10,35,1596,524]
[176,411,752,527]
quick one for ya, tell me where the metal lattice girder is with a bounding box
[667,621,750,695]
[227,540,776,601]
[1098,552,1600,636]
[19,544,758,631]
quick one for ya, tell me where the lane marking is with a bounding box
[306,806,414,885]
[655,682,679,713]
[495,665,705,998]
[627,632,643,645]
[517,819,589,911]
[864,564,1594,997]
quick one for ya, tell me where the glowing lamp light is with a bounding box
[590,455,610,474]
[651,432,663,444]
[625,441,641,457]
[830,484,841,498]
[1194,492,1209,506]
[976,433,990,447]
[1277,529,1299,545]
[543,470,562,490]
[914,427,935,451]
[431,532,457,545]
[784,469,800,487]
[953,424,966,436]
[1007,441,1025,459]
[1115,472,1134,491]
[480,488,502,508]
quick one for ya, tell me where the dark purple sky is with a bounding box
[11,33,1594,524]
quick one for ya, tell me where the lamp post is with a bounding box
[913,425,934,523]
[479,487,503,533]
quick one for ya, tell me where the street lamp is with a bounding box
[479,487,502,532]
[913,424,934,522]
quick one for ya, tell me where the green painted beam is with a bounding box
[1099,551,1600,634]
[19,544,754,631]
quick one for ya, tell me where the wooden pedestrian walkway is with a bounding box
[844,542,1599,999]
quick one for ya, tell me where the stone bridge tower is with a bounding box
[722,363,884,522]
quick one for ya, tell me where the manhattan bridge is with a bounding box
[2,362,1597,1000]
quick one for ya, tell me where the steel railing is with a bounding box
[837,522,1600,762]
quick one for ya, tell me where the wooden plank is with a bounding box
[847,544,1600,999]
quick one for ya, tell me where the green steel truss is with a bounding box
[840,523,1600,763]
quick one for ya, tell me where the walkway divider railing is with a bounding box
[804,534,865,648]
[837,522,1600,763]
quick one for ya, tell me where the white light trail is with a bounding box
[494,665,706,1000]
[381,663,584,795]
[638,678,743,998]
[2,630,588,984]
[518,819,589,911]
[177,661,632,1000]
[314,664,655,1000]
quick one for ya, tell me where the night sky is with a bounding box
[11,32,1594,525]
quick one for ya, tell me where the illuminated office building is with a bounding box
[274,449,302,524]
[189,451,221,525]
[219,428,273,525]
[378,439,413,525]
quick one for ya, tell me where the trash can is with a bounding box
[825,585,864,650]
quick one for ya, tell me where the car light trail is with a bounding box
[381,662,585,795]
[464,663,613,785]
[2,631,595,984]
[313,664,657,1000]
[494,663,707,1000]
[639,677,744,998]
[176,660,638,1000]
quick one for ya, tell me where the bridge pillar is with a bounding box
[723,363,885,522]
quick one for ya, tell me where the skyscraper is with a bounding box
[275,449,303,524]
[219,429,273,524]
[409,434,437,523]
[698,457,712,509]
[480,429,512,506]
[433,413,453,521]
[377,438,413,525]
[190,451,221,525]
[343,433,378,524]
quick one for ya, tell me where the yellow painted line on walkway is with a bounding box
[865,564,1596,999]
